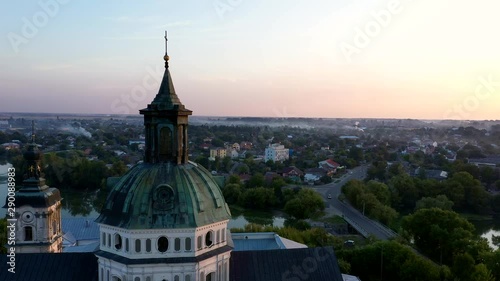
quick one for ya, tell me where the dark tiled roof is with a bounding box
[62,218,100,241]
[0,253,98,281]
[61,218,99,241]
[230,247,343,281]
[469,157,500,165]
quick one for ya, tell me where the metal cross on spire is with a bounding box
[164,30,169,68]
[164,30,168,55]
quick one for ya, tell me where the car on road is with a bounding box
[327,194,332,199]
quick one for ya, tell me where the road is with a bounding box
[310,166,396,240]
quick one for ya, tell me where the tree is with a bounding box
[366,181,391,205]
[342,179,365,205]
[284,189,325,219]
[247,173,265,188]
[389,174,419,211]
[223,183,242,204]
[239,187,276,209]
[445,172,490,213]
[402,208,476,265]
[415,195,454,211]
[319,175,332,184]
[110,161,127,177]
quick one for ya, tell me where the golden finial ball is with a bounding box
[164,55,170,61]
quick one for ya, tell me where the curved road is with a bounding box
[310,166,396,240]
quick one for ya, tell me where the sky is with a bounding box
[1,0,500,120]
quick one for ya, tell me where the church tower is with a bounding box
[95,33,232,281]
[11,122,63,253]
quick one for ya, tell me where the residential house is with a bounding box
[1,142,20,150]
[210,147,228,158]
[304,168,327,184]
[264,143,289,162]
[469,156,500,167]
[278,166,303,182]
[318,159,341,176]
[240,141,253,150]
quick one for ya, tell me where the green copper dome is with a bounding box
[96,161,231,229]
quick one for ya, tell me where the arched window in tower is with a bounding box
[197,236,202,250]
[135,239,141,253]
[205,230,214,247]
[159,127,172,161]
[158,236,169,252]
[185,275,191,281]
[174,276,180,281]
[174,238,181,251]
[24,226,33,241]
[114,233,122,250]
[206,272,215,281]
[185,237,192,251]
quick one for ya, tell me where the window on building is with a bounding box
[52,220,57,235]
[185,237,192,251]
[158,236,169,252]
[108,234,111,247]
[102,232,106,247]
[175,238,181,251]
[200,272,205,281]
[134,277,140,281]
[205,231,214,247]
[135,239,141,253]
[197,236,202,250]
[125,238,129,252]
[206,272,215,281]
[146,277,151,281]
[146,239,151,252]
[24,227,33,241]
[174,276,179,281]
[185,275,191,281]
[216,230,220,244]
[114,233,122,250]
[222,229,226,242]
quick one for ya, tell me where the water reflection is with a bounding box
[474,219,500,250]
[228,207,285,229]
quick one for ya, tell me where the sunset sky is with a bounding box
[1,0,499,120]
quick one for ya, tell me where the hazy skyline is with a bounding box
[1,0,499,120]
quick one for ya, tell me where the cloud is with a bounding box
[103,16,158,23]
[155,20,193,28]
[32,64,73,71]
[102,36,158,41]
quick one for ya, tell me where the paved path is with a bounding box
[310,166,396,240]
